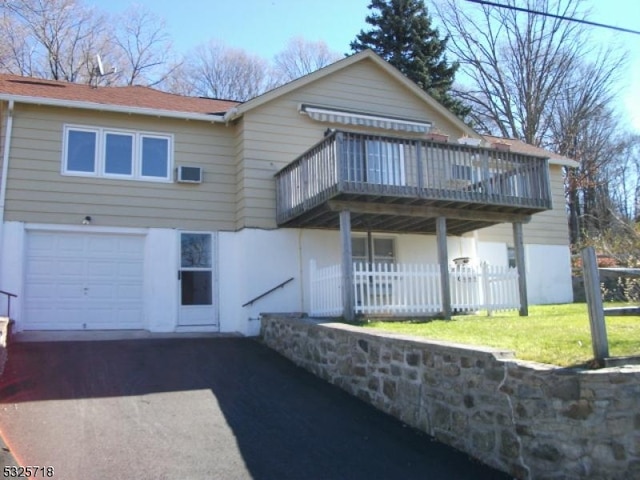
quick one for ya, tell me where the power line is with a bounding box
[465,0,640,35]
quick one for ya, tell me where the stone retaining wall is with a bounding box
[0,318,9,377]
[261,314,640,479]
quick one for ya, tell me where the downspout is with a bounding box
[0,100,15,252]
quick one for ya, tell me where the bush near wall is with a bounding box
[261,314,640,480]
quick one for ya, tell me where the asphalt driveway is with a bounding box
[0,338,509,479]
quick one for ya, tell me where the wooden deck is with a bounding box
[275,131,552,235]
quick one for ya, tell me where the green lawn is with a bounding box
[361,303,640,367]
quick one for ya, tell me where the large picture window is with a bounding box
[63,125,173,182]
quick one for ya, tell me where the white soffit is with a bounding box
[301,105,432,133]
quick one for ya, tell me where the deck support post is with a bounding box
[340,210,355,322]
[436,216,451,319]
[513,222,529,316]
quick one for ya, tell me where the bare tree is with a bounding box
[178,40,274,101]
[1,0,108,82]
[112,5,181,87]
[273,37,342,83]
[431,0,630,245]
[0,11,35,75]
[431,0,624,146]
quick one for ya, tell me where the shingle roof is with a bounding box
[483,134,573,162]
[0,74,240,115]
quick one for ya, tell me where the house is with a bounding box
[0,50,577,336]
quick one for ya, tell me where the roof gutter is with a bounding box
[0,94,228,123]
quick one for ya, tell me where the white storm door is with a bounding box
[178,232,217,327]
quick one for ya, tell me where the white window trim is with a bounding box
[62,126,99,176]
[62,124,173,183]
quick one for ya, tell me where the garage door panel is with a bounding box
[58,236,86,256]
[58,260,85,276]
[117,285,143,300]
[88,260,118,277]
[25,232,145,330]
[56,283,85,300]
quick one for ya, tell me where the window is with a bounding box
[352,236,396,265]
[63,125,172,182]
[105,132,133,175]
[66,129,97,173]
[141,136,169,179]
[345,137,406,186]
[507,246,516,268]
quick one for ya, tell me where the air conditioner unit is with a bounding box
[176,166,202,183]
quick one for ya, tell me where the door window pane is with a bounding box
[141,136,169,178]
[67,130,96,172]
[181,271,212,305]
[181,233,212,268]
[105,133,133,175]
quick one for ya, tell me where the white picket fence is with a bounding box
[309,260,520,317]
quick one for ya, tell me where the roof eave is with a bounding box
[0,94,228,123]
[549,157,580,168]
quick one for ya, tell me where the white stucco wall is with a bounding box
[0,221,25,320]
[1,223,574,336]
[144,229,178,332]
[525,244,573,304]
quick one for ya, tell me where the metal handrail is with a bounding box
[0,290,17,319]
[242,278,294,307]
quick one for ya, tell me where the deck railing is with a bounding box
[309,260,520,317]
[276,131,552,224]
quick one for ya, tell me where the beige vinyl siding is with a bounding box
[236,57,470,229]
[471,164,570,245]
[5,104,237,230]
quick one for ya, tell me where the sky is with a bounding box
[94,0,640,132]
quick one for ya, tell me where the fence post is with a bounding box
[481,262,493,316]
[581,246,609,362]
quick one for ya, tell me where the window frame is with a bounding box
[62,124,173,183]
[352,235,396,266]
[103,129,135,178]
[62,126,99,176]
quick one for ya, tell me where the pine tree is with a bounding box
[350,0,470,119]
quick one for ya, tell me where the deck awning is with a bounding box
[300,104,432,133]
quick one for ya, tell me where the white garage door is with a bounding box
[24,231,145,330]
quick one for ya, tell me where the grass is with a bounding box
[360,303,640,367]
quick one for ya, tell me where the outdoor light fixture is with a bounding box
[82,216,92,225]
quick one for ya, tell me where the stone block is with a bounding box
[463,394,474,409]
[472,430,496,453]
[367,376,379,392]
[544,376,580,401]
[443,364,461,377]
[368,344,380,363]
[531,442,562,462]
[383,379,396,400]
[405,351,421,366]
[562,400,593,420]
[499,430,520,459]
